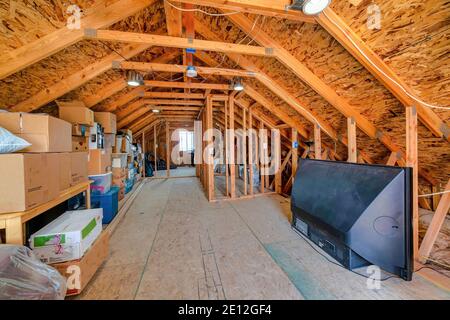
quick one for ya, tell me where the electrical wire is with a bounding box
[164,0,240,16]
[418,190,450,198]
[322,11,450,111]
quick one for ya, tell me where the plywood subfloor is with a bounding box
[153,167,196,178]
[76,177,450,300]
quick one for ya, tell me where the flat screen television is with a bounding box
[291,158,413,281]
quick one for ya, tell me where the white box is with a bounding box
[29,209,103,264]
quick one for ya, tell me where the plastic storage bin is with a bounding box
[89,172,112,195]
[124,178,134,194]
[90,186,119,224]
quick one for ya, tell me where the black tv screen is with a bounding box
[291,159,413,281]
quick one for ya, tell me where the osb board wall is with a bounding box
[0,0,108,52]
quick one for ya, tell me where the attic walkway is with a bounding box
[75,177,450,300]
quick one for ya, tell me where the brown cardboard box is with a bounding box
[0,113,72,153]
[70,152,88,186]
[0,154,47,213]
[72,124,88,137]
[58,101,94,126]
[59,153,71,192]
[51,231,109,296]
[88,149,112,175]
[112,167,128,179]
[94,112,116,134]
[43,153,60,202]
[72,136,88,152]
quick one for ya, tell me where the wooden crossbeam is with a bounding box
[174,0,316,23]
[317,8,449,142]
[144,80,229,90]
[85,29,274,57]
[117,61,256,77]
[144,92,205,99]
[144,99,204,106]
[0,0,157,80]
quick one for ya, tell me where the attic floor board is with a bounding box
[75,178,450,300]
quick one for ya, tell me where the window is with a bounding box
[179,130,194,152]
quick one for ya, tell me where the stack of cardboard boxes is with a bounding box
[0,113,88,213]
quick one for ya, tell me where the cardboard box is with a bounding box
[59,153,71,192]
[58,101,94,126]
[0,113,72,153]
[94,112,116,134]
[113,136,123,153]
[72,136,88,152]
[0,154,48,213]
[88,149,112,175]
[44,153,60,202]
[72,124,88,137]
[30,209,103,264]
[51,231,109,296]
[70,152,88,186]
[112,167,128,179]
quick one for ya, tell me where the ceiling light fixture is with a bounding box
[232,78,244,91]
[152,109,160,113]
[289,0,331,15]
[186,65,198,78]
[127,71,144,87]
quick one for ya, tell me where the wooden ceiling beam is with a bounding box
[145,99,204,106]
[100,87,144,113]
[86,50,180,109]
[130,113,157,132]
[85,29,274,58]
[0,0,157,80]
[144,80,229,90]
[118,106,150,128]
[174,0,316,23]
[117,61,256,78]
[317,8,449,142]
[144,92,205,99]
[116,100,146,120]
[164,1,183,37]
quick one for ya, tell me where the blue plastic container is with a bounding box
[124,178,134,194]
[90,186,119,224]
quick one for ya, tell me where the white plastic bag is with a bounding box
[0,127,31,153]
[0,245,66,300]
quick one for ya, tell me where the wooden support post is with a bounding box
[166,121,170,178]
[229,95,236,198]
[291,128,298,184]
[406,106,419,268]
[142,131,146,178]
[243,106,248,196]
[153,124,157,176]
[314,123,321,160]
[225,101,229,196]
[194,119,202,177]
[274,129,282,194]
[248,108,254,196]
[260,121,265,193]
[206,95,214,201]
[347,117,357,163]
[419,179,450,263]
[5,217,23,245]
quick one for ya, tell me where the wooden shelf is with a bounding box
[0,180,92,245]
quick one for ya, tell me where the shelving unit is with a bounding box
[0,181,92,245]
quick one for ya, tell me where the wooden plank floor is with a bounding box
[76,177,450,300]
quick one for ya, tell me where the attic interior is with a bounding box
[0,0,449,301]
